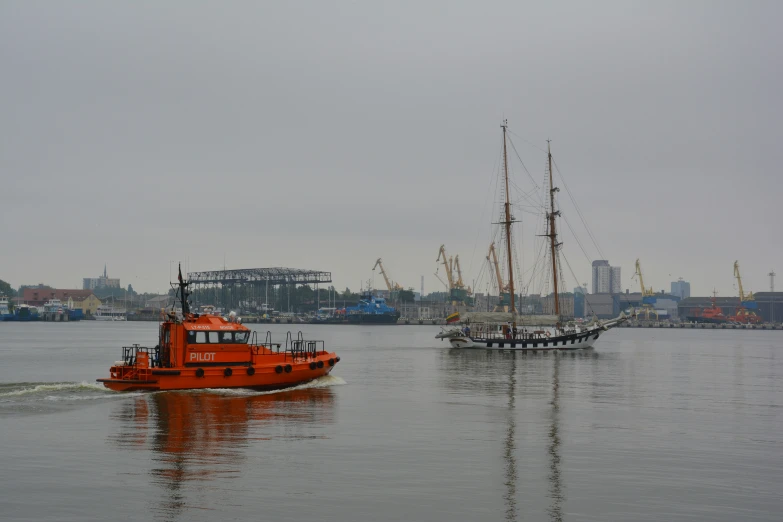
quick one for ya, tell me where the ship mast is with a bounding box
[501,120,516,319]
[547,141,561,317]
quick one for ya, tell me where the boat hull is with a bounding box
[449,329,603,350]
[98,360,336,392]
[686,316,728,324]
[346,313,400,325]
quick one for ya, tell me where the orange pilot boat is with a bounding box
[97,265,340,392]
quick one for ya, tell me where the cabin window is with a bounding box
[220,332,234,343]
[187,331,195,344]
[208,332,219,343]
[195,331,206,343]
[235,331,249,343]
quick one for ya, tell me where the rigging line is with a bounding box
[507,136,543,197]
[561,213,594,265]
[561,251,597,317]
[468,141,503,277]
[525,228,549,296]
[507,128,548,154]
[552,158,605,260]
[508,179,545,211]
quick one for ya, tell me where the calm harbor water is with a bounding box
[0,322,781,521]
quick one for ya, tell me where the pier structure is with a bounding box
[187,267,332,314]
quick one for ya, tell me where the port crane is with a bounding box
[487,242,506,294]
[436,245,470,303]
[733,261,756,306]
[487,242,510,310]
[731,260,761,323]
[435,245,455,291]
[372,258,402,292]
[634,258,658,320]
[453,255,471,294]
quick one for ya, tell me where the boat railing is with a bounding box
[249,330,321,359]
[249,330,284,354]
[285,331,323,360]
[122,344,161,367]
[466,323,560,341]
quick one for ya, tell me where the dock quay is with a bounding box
[620,321,782,330]
[40,312,71,322]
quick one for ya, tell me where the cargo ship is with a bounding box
[342,293,400,325]
[96,265,340,392]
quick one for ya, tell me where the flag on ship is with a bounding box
[446,312,460,324]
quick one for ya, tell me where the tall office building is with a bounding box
[592,260,621,294]
[671,278,691,299]
[610,266,622,294]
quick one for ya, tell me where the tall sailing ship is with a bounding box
[443,121,628,350]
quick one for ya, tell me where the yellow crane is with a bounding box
[487,242,506,294]
[372,258,402,292]
[634,258,658,320]
[487,242,510,311]
[634,259,656,298]
[436,244,455,290]
[453,255,471,294]
[734,260,754,303]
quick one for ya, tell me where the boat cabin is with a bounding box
[156,313,255,368]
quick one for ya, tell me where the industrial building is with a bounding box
[741,292,783,323]
[584,294,614,318]
[542,294,575,318]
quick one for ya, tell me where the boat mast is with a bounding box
[547,141,561,317]
[501,120,516,319]
[177,263,190,316]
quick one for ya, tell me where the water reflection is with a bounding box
[548,354,563,522]
[442,349,569,521]
[109,388,335,519]
[503,352,518,521]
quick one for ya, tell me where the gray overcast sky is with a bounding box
[1,1,781,297]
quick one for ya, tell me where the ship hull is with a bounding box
[3,315,39,322]
[448,315,628,350]
[686,316,728,324]
[346,313,400,325]
[98,358,337,392]
[449,329,603,350]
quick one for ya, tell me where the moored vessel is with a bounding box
[686,294,729,324]
[97,266,340,392]
[0,296,10,321]
[4,303,39,322]
[342,293,400,324]
[95,303,127,321]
